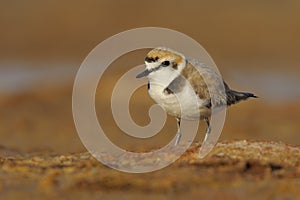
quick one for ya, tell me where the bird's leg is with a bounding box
[203,117,211,141]
[174,118,181,146]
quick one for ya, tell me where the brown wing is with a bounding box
[166,60,255,107]
[181,61,211,101]
[182,60,228,107]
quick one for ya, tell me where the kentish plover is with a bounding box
[136,47,257,145]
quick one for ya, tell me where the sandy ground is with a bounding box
[0,140,299,199]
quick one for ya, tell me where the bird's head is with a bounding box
[136,47,187,82]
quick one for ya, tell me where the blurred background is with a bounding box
[0,0,299,154]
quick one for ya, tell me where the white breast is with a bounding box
[148,83,208,120]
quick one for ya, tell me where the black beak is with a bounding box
[136,69,151,78]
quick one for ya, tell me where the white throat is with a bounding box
[146,61,186,88]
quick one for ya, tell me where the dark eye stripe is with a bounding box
[145,56,159,63]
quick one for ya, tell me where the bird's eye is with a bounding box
[161,61,170,67]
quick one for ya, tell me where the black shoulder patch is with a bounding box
[164,87,173,94]
[163,75,186,95]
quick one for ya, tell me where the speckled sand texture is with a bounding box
[0,140,299,199]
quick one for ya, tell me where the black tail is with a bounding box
[224,82,257,106]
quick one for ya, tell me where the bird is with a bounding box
[136,47,257,146]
